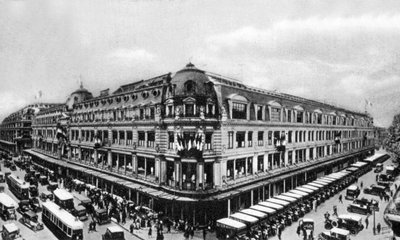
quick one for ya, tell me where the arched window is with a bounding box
[185,80,196,93]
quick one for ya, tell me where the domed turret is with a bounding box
[171,63,213,96]
[66,82,93,110]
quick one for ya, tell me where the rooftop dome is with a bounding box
[172,63,212,96]
[72,82,91,95]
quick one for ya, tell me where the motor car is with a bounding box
[333,214,364,234]
[73,205,88,221]
[29,185,38,198]
[353,198,379,211]
[318,227,351,240]
[135,206,158,220]
[1,223,24,240]
[9,163,17,171]
[102,226,125,240]
[374,163,383,173]
[0,172,5,183]
[17,200,31,214]
[39,175,48,185]
[346,203,371,215]
[363,184,386,196]
[301,218,315,240]
[47,182,58,192]
[39,191,53,202]
[345,185,360,201]
[20,210,44,232]
[378,173,394,182]
[29,197,41,212]
[94,208,111,225]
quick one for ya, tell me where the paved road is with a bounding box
[267,150,398,240]
[0,159,142,240]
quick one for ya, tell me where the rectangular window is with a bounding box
[268,131,273,145]
[273,131,280,145]
[257,106,263,120]
[138,131,145,146]
[127,131,132,145]
[287,110,292,122]
[309,148,314,159]
[288,151,293,165]
[112,131,118,144]
[119,131,125,145]
[185,104,194,116]
[236,132,245,148]
[150,107,155,119]
[257,155,264,172]
[248,131,253,147]
[232,102,247,119]
[317,114,322,124]
[228,131,234,149]
[271,108,281,122]
[288,131,292,143]
[258,131,264,146]
[297,111,303,123]
[205,133,212,150]
[168,132,174,149]
[140,109,144,119]
[147,132,155,147]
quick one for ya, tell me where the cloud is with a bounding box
[107,48,156,63]
[199,15,400,127]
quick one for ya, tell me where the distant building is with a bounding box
[25,63,375,224]
[0,103,59,155]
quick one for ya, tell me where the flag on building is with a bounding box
[365,99,373,107]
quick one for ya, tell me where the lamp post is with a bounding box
[373,208,376,235]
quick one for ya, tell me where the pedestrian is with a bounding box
[377,223,381,234]
[395,184,398,190]
[339,194,343,203]
[360,181,363,189]
[130,222,134,233]
[333,205,338,217]
[203,228,207,240]
[148,225,153,238]
[365,217,369,229]
[277,224,282,240]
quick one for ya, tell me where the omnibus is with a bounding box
[0,193,17,220]
[42,201,84,240]
[53,188,74,211]
[6,174,30,200]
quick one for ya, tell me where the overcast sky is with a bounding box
[1,0,399,127]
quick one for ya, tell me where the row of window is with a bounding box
[225,140,373,180]
[227,129,373,149]
[231,102,372,127]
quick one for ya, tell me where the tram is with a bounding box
[6,174,30,200]
[42,201,84,240]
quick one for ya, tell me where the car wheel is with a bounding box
[332,221,338,227]
[351,229,356,235]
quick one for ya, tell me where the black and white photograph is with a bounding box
[1,0,400,239]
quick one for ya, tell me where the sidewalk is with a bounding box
[67,185,216,240]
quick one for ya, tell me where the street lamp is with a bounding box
[373,208,376,235]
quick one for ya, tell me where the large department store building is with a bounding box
[0,103,58,155]
[25,63,375,224]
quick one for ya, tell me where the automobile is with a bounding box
[135,206,158,220]
[47,182,58,192]
[346,203,371,215]
[78,196,93,214]
[72,205,88,221]
[333,214,364,234]
[9,163,17,171]
[102,226,125,240]
[345,185,360,201]
[17,200,31,214]
[363,184,386,196]
[94,208,111,225]
[378,173,394,182]
[29,185,38,198]
[39,191,53,202]
[24,172,34,182]
[301,218,315,240]
[29,197,41,212]
[318,227,351,240]
[374,163,383,173]
[353,198,379,211]
[20,210,44,231]
[39,175,48,185]
[1,223,24,240]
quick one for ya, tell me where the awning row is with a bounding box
[217,167,355,229]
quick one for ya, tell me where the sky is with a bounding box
[1,0,400,127]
